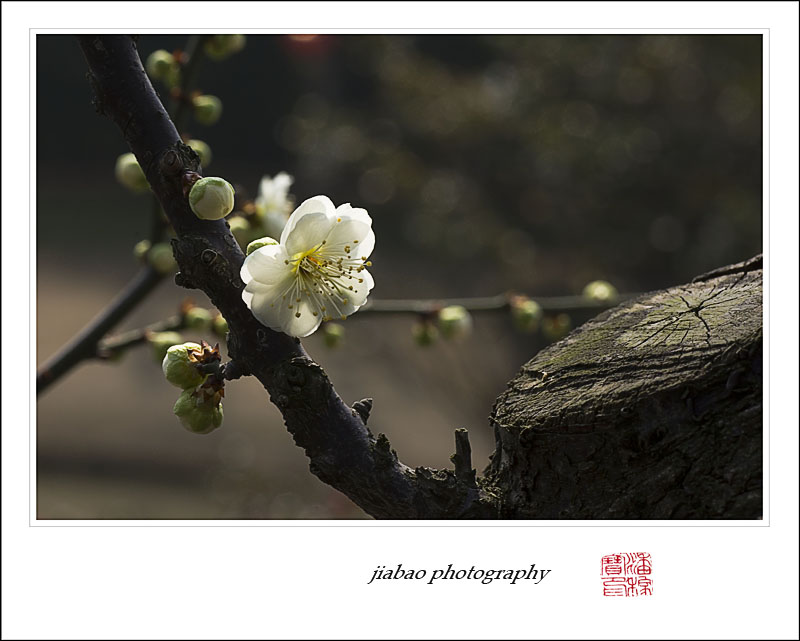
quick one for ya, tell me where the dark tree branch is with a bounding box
[37,266,164,394]
[77,35,495,519]
[451,429,477,488]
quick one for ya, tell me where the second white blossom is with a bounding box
[241,196,375,337]
[255,172,295,239]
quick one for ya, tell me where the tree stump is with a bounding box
[485,256,763,519]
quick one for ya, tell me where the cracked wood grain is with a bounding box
[486,256,763,519]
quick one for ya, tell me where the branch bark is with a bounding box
[77,35,494,519]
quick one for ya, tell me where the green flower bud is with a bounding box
[212,313,229,338]
[582,280,618,303]
[245,236,279,256]
[412,321,438,347]
[541,313,572,342]
[162,342,206,389]
[187,139,212,167]
[115,153,149,192]
[204,34,247,60]
[148,331,185,362]
[511,297,543,333]
[437,305,473,340]
[185,307,212,331]
[133,239,151,262]
[173,389,223,435]
[146,50,174,79]
[145,50,180,87]
[147,242,178,275]
[322,322,345,348]
[189,177,235,220]
[228,216,252,248]
[193,94,223,126]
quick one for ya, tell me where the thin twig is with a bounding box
[90,289,631,360]
[359,293,634,315]
[37,266,164,394]
[172,35,209,134]
[97,314,184,359]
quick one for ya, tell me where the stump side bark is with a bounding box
[485,256,763,519]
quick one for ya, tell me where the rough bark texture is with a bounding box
[484,255,763,519]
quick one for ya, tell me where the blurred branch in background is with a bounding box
[361,291,633,315]
[60,288,635,368]
[36,265,163,394]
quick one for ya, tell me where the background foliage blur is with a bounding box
[37,34,762,518]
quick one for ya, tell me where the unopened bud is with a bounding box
[148,331,185,362]
[412,321,438,347]
[541,313,572,342]
[146,50,174,79]
[212,313,228,338]
[322,322,345,348]
[204,34,247,60]
[511,297,543,333]
[437,305,473,340]
[193,94,223,126]
[133,239,151,262]
[147,242,178,275]
[115,153,149,192]
[582,280,618,303]
[185,307,212,331]
[173,389,223,435]
[245,236,279,256]
[189,176,235,220]
[162,342,206,389]
[187,139,212,167]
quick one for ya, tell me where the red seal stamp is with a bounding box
[601,553,652,597]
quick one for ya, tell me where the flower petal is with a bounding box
[280,196,336,247]
[329,204,375,258]
[247,283,322,338]
[271,172,293,196]
[284,211,334,257]
[240,243,289,286]
[283,298,324,337]
[321,218,374,260]
[335,203,371,226]
[318,268,374,319]
[348,268,374,311]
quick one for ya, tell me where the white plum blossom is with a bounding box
[255,172,295,239]
[241,196,375,337]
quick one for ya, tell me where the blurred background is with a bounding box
[37,34,762,519]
